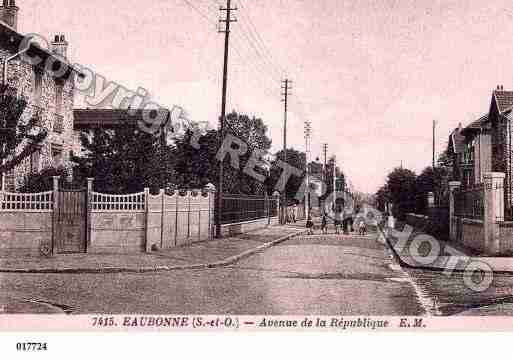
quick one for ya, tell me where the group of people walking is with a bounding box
[305,210,367,236]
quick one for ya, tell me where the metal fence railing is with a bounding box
[454,184,484,219]
[221,194,278,224]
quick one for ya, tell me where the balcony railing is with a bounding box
[53,114,64,133]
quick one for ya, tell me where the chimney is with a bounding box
[51,34,69,59]
[0,0,19,31]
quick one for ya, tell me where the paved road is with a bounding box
[0,232,425,315]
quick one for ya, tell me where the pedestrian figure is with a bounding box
[292,203,298,223]
[306,216,314,235]
[321,214,328,234]
[358,220,367,236]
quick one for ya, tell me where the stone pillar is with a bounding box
[483,172,505,255]
[51,176,60,256]
[205,183,216,240]
[143,187,151,253]
[273,191,280,225]
[449,181,461,242]
[427,192,435,208]
[86,178,94,253]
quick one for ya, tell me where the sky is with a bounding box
[16,0,513,193]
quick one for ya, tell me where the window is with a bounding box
[33,69,43,106]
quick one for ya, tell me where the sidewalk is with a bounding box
[379,224,513,274]
[0,224,306,274]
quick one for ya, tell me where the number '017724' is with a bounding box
[16,342,48,351]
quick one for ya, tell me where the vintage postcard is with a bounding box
[2,0,513,346]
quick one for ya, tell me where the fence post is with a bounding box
[273,191,280,225]
[204,184,215,240]
[86,178,94,253]
[160,188,165,249]
[483,172,505,255]
[51,176,60,256]
[144,187,151,253]
[449,181,461,242]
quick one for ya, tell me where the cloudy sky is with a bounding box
[18,0,513,193]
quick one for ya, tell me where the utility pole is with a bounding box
[280,78,292,223]
[321,143,328,215]
[215,0,237,238]
[432,120,436,169]
[304,121,311,219]
[333,155,337,211]
[322,143,328,182]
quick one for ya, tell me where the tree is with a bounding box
[322,156,346,199]
[173,111,272,195]
[173,128,218,189]
[385,167,417,219]
[19,165,71,193]
[0,85,47,177]
[415,166,450,213]
[72,126,174,194]
[375,184,390,213]
[266,148,306,202]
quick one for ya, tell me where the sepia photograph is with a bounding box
[2,1,513,339]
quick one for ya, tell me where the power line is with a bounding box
[181,0,314,139]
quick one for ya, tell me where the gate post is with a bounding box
[144,187,150,253]
[204,183,215,240]
[51,176,60,256]
[86,178,94,253]
[449,181,461,242]
[483,172,505,255]
[273,191,280,226]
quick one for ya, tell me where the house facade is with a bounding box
[73,108,173,155]
[1,1,78,191]
[448,115,492,189]
[448,86,513,216]
[487,87,513,215]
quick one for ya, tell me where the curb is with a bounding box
[377,225,513,274]
[0,230,307,274]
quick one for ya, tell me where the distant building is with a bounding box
[0,0,81,191]
[72,108,173,155]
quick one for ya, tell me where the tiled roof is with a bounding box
[0,21,83,78]
[461,114,488,135]
[450,129,465,154]
[494,90,513,113]
[73,109,170,130]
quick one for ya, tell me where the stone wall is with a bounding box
[0,183,280,256]
[0,190,54,257]
[0,41,76,191]
[0,212,53,257]
[498,222,513,254]
[459,219,485,253]
[220,217,279,238]
[88,212,146,254]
